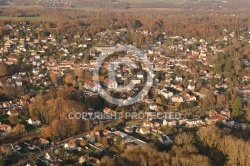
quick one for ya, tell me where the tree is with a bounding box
[65,75,73,85]
[43,126,52,138]
[232,96,243,119]
[115,135,122,145]
[0,63,9,76]
[23,94,30,101]
[80,139,88,147]
[28,152,37,166]
[0,155,5,166]
[12,124,26,134]
[156,96,162,105]
[8,115,19,125]
[174,132,194,146]
[50,72,58,85]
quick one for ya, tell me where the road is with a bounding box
[13,131,89,165]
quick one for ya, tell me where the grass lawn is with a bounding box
[73,150,86,157]
[86,144,101,153]
[0,16,56,22]
[126,119,140,126]
[23,123,37,133]
[0,114,11,125]
[0,114,8,121]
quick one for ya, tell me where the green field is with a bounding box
[0,16,55,21]
[127,0,184,2]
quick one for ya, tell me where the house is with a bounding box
[43,81,51,87]
[189,95,196,101]
[124,126,133,133]
[84,80,100,92]
[221,109,231,118]
[90,130,100,136]
[103,107,116,116]
[178,118,188,125]
[175,76,183,82]
[143,121,153,127]
[186,119,203,127]
[2,101,11,109]
[138,127,150,134]
[172,95,184,103]
[187,84,195,91]
[161,89,173,99]
[79,156,100,165]
[151,127,163,134]
[0,124,12,132]
[149,104,158,110]
[105,132,117,139]
[7,109,18,116]
[222,120,235,128]
[159,135,173,145]
[131,78,141,85]
[205,116,220,124]
[64,139,77,150]
[167,120,178,126]
[162,120,177,126]
[114,131,128,139]
[152,121,161,128]
[27,118,41,126]
[173,85,183,91]
[15,81,22,87]
[103,78,118,89]
[85,134,95,143]
[44,152,58,162]
[144,98,154,104]
[102,129,111,135]
[39,138,49,147]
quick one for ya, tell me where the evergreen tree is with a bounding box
[232,97,243,119]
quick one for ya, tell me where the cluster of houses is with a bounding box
[0,21,250,165]
[2,98,29,116]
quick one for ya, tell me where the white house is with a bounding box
[84,80,101,92]
[161,89,173,99]
[162,120,177,126]
[124,127,133,133]
[175,76,183,82]
[64,139,77,151]
[189,95,197,101]
[187,84,196,91]
[7,110,18,116]
[149,104,158,111]
[137,127,150,134]
[27,118,41,126]
[222,120,235,128]
[178,118,188,125]
[15,81,22,87]
[85,134,95,143]
[39,138,49,147]
[137,74,144,79]
[186,119,203,126]
[173,85,183,91]
[131,79,141,85]
[172,95,184,103]
[159,135,173,145]
[103,78,118,89]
